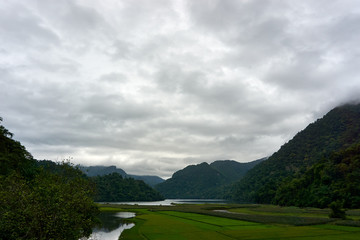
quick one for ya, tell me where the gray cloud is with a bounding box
[1,0,360,178]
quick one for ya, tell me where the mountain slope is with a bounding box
[80,165,127,177]
[210,159,266,182]
[232,103,360,204]
[92,173,164,202]
[275,142,360,208]
[155,159,263,198]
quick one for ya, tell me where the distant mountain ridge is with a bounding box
[232,103,360,207]
[79,165,164,187]
[155,159,265,199]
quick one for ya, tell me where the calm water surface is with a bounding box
[100,199,228,206]
[81,211,135,240]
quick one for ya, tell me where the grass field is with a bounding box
[97,204,360,240]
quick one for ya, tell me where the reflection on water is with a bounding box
[115,212,136,218]
[85,223,134,240]
[100,199,228,206]
[81,212,135,240]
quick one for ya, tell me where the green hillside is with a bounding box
[92,172,164,202]
[211,159,266,182]
[155,159,263,199]
[275,142,360,208]
[232,103,360,206]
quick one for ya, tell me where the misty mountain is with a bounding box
[79,165,164,187]
[155,159,264,199]
[232,103,360,207]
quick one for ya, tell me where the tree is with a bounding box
[329,201,346,219]
[0,118,99,240]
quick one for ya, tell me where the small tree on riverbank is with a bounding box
[329,201,346,219]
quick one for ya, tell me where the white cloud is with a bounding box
[1,0,360,178]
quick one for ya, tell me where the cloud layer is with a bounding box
[1,0,360,178]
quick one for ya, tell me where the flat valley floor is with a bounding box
[99,204,360,240]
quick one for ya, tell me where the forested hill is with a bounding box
[155,159,264,199]
[79,165,164,187]
[232,103,360,207]
[92,173,164,202]
[210,159,266,182]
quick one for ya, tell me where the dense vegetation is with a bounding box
[92,172,164,202]
[80,165,165,186]
[232,103,360,208]
[275,142,360,208]
[0,118,99,240]
[155,160,263,198]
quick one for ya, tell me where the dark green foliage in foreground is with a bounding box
[0,117,37,179]
[93,172,164,202]
[155,160,263,199]
[0,118,99,240]
[275,142,360,209]
[232,104,360,205]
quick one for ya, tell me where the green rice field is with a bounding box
[98,204,360,240]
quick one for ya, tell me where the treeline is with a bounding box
[39,160,165,202]
[0,118,99,240]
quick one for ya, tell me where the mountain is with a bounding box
[80,165,127,177]
[155,159,264,199]
[92,172,164,202]
[80,165,164,187]
[232,103,360,207]
[128,174,165,186]
[210,159,266,182]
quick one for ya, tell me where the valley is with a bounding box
[100,203,360,240]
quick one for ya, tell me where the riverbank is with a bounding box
[98,203,360,239]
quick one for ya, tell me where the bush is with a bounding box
[329,201,346,219]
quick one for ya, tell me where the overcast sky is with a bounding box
[1,0,360,178]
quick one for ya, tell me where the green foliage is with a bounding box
[329,201,346,219]
[232,104,360,205]
[0,118,37,178]
[0,169,99,240]
[274,143,360,208]
[93,172,164,202]
[0,118,99,240]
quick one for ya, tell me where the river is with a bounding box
[99,198,228,206]
[81,212,135,240]
[83,199,228,239]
